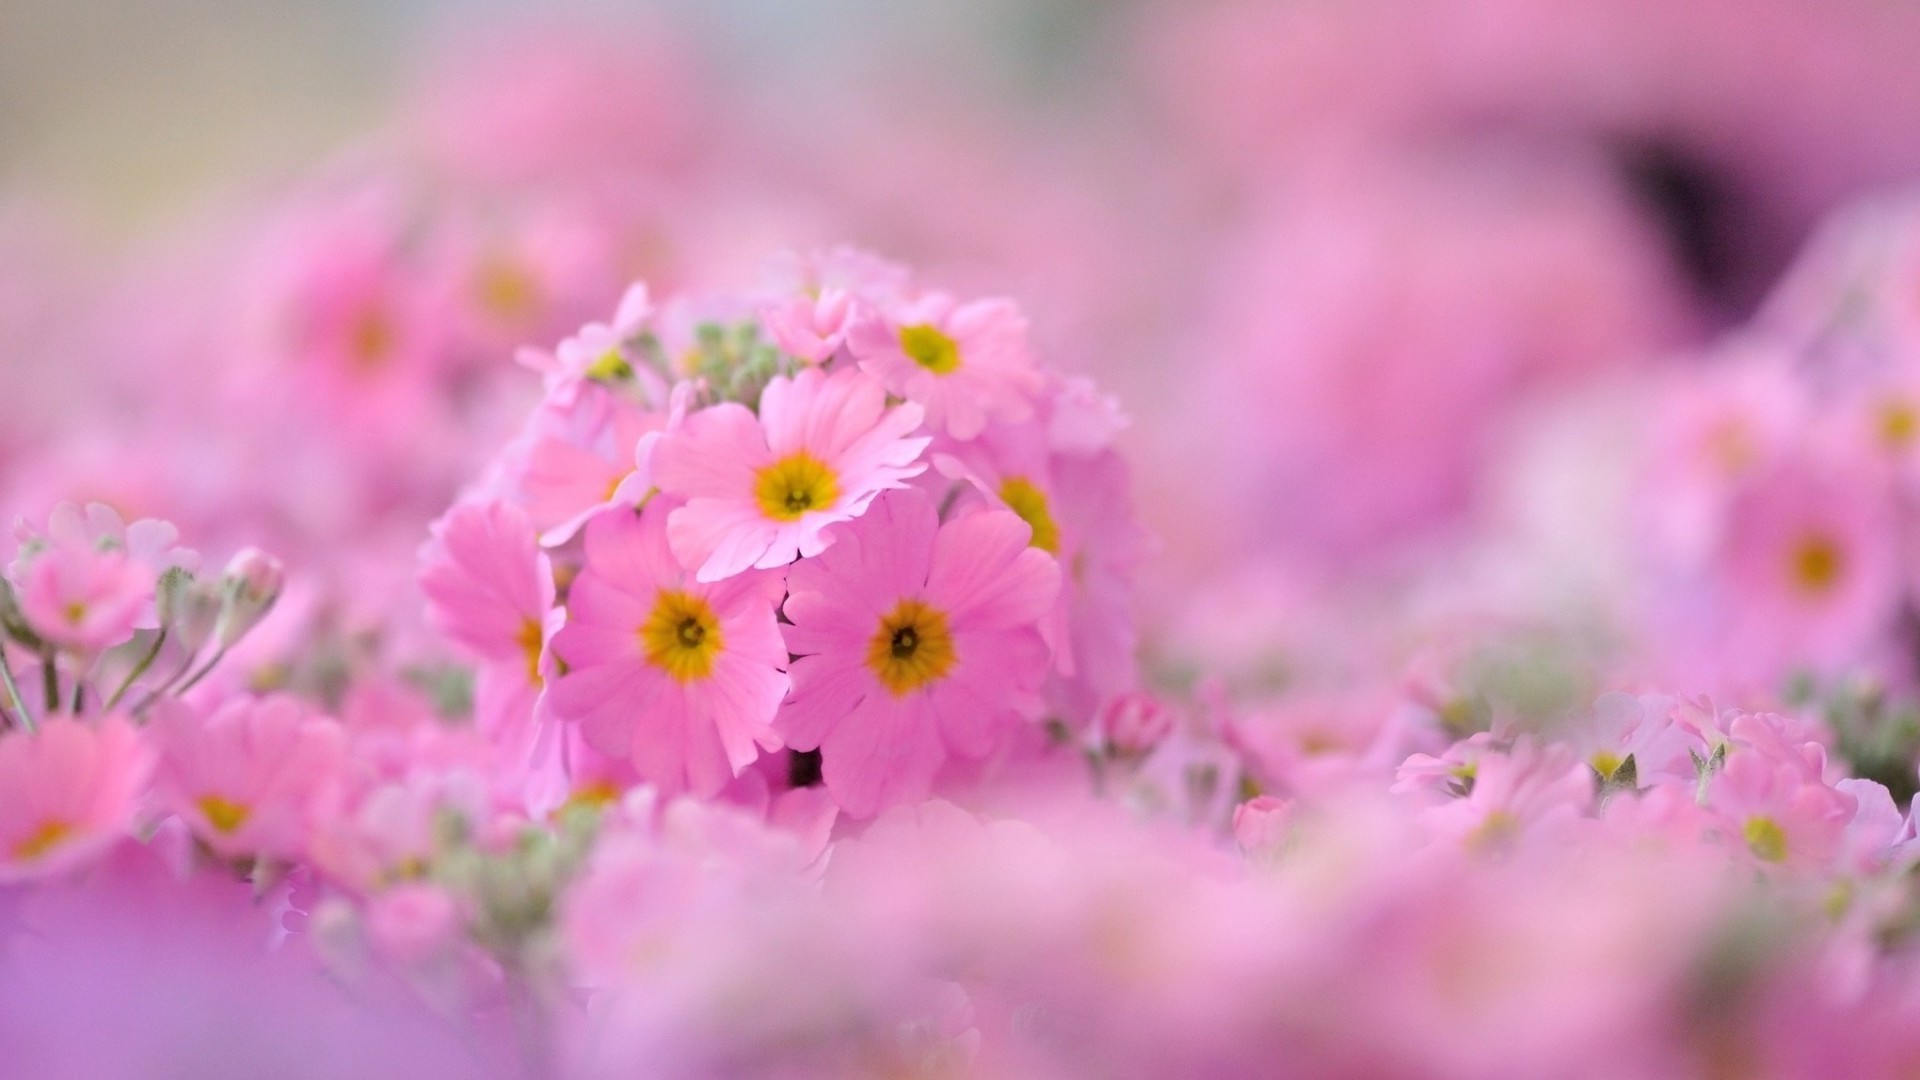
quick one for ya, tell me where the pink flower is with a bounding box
[848,292,1042,440]
[1702,738,1856,871]
[651,366,929,582]
[15,539,154,654]
[776,490,1061,817]
[151,695,347,860]
[0,716,151,882]
[548,503,789,797]
[418,500,561,754]
[756,247,908,362]
[1419,738,1595,853]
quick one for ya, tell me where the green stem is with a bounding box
[0,647,33,733]
[105,629,166,711]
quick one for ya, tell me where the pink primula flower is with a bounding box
[548,502,790,797]
[0,716,151,882]
[16,539,154,654]
[848,291,1042,440]
[419,499,562,753]
[756,246,908,362]
[151,695,347,860]
[652,366,928,581]
[776,490,1060,817]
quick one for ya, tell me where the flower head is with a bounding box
[652,366,929,581]
[548,502,790,797]
[848,292,1042,440]
[152,695,347,860]
[0,716,151,882]
[776,489,1060,816]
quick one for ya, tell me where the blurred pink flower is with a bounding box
[152,695,347,861]
[0,716,150,882]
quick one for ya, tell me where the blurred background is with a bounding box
[9,0,1920,688]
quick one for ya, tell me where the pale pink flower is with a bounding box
[848,291,1042,440]
[755,246,909,363]
[548,503,789,797]
[652,366,928,581]
[15,539,153,654]
[776,490,1061,817]
[1703,737,1856,871]
[1419,738,1595,852]
[151,695,347,860]
[0,716,151,882]
[502,384,675,545]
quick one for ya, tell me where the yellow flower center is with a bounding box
[1590,751,1623,779]
[998,476,1060,554]
[1744,816,1788,863]
[640,590,724,682]
[474,256,540,322]
[585,346,633,382]
[1788,533,1845,595]
[898,324,962,375]
[63,601,86,625]
[1880,399,1919,449]
[516,617,545,687]
[348,305,396,371]
[556,780,623,818]
[14,819,73,861]
[865,598,957,696]
[1705,419,1758,476]
[754,451,840,522]
[197,795,252,835]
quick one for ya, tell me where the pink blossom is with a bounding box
[418,500,561,756]
[847,291,1042,440]
[14,539,154,654]
[548,503,789,797]
[1418,738,1595,852]
[0,716,151,882]
[1702,737,1857,871]
[755,247,908,363]
[652,365,929,581]
[776,490,1060,817]
[151,695,347,860]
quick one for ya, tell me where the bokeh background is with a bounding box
[10,0,1920,678]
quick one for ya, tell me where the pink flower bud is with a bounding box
[1232,795,1293,856]
[1099,692,1174,757]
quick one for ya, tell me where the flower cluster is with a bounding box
[425,249,1142,820]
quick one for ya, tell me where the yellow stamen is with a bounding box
[585,346,633,381]
[348,306,396,370]
[865,598,957,696]
[63,601,86,625]
[14,819,73,861]
[998,476,1061,554]
[516,617,546,687]
[640,590,724,682]
[754,451,840,523]
[197,795,252,835]
[1744,816,1788,863]
[1880,398,1919,449]
[1788,534,1844,595]
[1590,751,1624,779]
[474,256,540,322]
[898,324,961,375]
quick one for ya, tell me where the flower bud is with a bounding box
[214,548,284,648]
[1233,795,1293,858]
[1099,692,1174,758]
